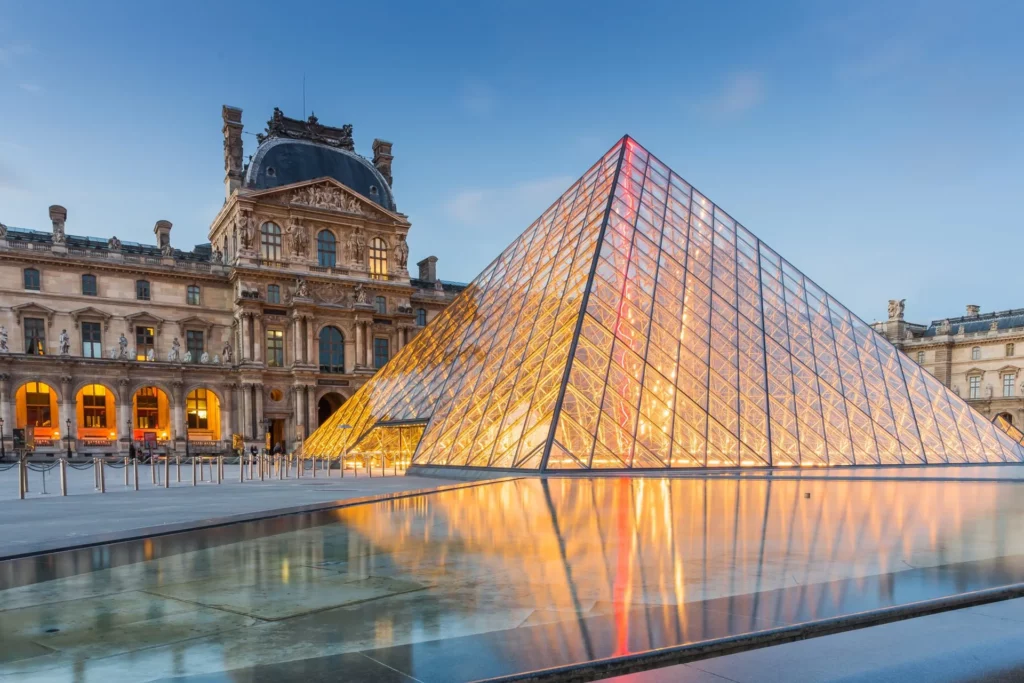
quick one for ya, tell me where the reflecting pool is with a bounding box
[3,476,1024,682]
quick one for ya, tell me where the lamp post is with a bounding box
[65,418,73,459]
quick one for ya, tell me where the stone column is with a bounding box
[255,386,265,439]
[365,323,374,368]
[241,384,253,440]
[0,374,11,447]
[354,321,364,368]
[239,314,250,362]
[253,314,264,364]
[294,386,306,442]
[221,383,234,442]
[292,317,303,366]
[171,380,185,444]
[305,386,315,433]
[306,316,316,366]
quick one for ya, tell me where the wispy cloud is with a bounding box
[18,82,42,94]
[695,71,765,117]
[459,80,497,116]
[445,175,575,226]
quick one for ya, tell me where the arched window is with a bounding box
[319,326,345,373]
[369,237,388,280]
[971,346,981,361]
[186,389,210,429]
[186,284,200,305]
[22,382,53,427]
[136,280,150,301]
[317,230,336,268]
[23,268,40,291]
[260,222,282,261]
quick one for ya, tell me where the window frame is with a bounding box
[266,329,284,367]
[375,296,387,314]
[82,274,97,296]
[969,375,982,399]
[267,284,281,304]
[916,351,925,364]
[260,222,283,262]
[81,384,108,428]
[82,321,103,358]
[136,280,151,301]
[373,337,389,369]
[318,326,345,373]
[1004,373,1016,398]
[185,329,204,363]
[136,386,160,429]
[1007,343,1015,357]
[369,237,388,280]
[186,389,209,430]
[186,284,201,306]
[23,268,40,291]
[24,317,46,355]
[135,326,155,361]
[24,382,52,427]
[317,230,337,268]
[416,308,427,326]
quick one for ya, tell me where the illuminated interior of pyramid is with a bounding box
[304,137,1024,470]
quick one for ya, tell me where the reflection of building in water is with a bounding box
[305,137,1024,470]
[0,107,462,455]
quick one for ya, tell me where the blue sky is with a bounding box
[1,0,1021,325]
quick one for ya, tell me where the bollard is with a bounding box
[164,455,170,489]
[216,456,223,485]
[260,454,265,482]
[151,458,157,485]
[176,456,181,483]
[200,458,205,482]
[278,455,284,480]
[312,456,316,478]
[192,456,197,486]
[99,458,106,494]
[124,457,130,487]
[18,457,26,500]
[133,457,139,491]
[60,458,67,496]
[94,457,100,490]
[239,454,244,483]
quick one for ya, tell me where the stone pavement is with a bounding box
[0,462,460,558]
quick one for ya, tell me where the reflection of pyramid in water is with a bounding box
[306,137,1024,469]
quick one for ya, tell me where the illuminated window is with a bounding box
[969,375,981,399]
[23,268,40,291]
[416,308,427,326]
[186,284,200,305]
[82,322,102,358]
[82,274,97,296]
[186,330,203,363]
[1004,374,1016,397]
[318,326,345,373]
[81,384,107,428]
[136,387,160,429]
[317,230,336,267]
[1007,343,1015,357]
[136,280,150,301]
[267,329,284,367]
[260,222,282,261]
[267,284,280,304]
[186,389,209,429]
[971,346,981,361]
[24,382,52,427]
[375,296,387,314]
[369,237,388,280]
[373,337,389,368]
[24,318,45,355]
[916,351,924,364]
[135,326,155,361]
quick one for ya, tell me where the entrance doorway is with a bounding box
[270,418,286,451]
[317,392,346,426]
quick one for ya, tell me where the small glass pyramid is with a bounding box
[305,137,1024,470]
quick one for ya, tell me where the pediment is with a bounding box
[247,178,405,224]
[12,302,56,327]
[997,365,1020,375]
[966,366,986,377]
[70,306,113,330]
[177,315,216,336]
[125,311,165,334]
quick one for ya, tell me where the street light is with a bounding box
[65,418,73,459]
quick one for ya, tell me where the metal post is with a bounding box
[176,455,181,483]
[278,454,283,480]
[133,457,138,491]
[312,456,316,478]
[99,458,106,494]
[95,457,100,490]
[240,453,244,483]
[164,455,170,489]
[151,455,157,485]
[124,456,129,486]
[217,456,222,484]
[192,456,197,486]
[60,458,67,496]
[18,456,25,500]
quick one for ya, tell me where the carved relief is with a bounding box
[394,235,409,270]
[287,219,310,257]
[312,281,348,305]
[291,184,365,215]
[237,208,257,250]
[347,227,366,264]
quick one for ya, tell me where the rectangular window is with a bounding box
[82,385,107,428]
[24,318,45,355]
[375,296,387,314]
[23,268,40,291]
[1004,374,1016,398]
[1008,343,1015,357]
[267,284,280,304]
[267,329,284,367]
[187,389,209,429]
[969,375,981,399]
[136,280,151,301]
[135,326,155,361]
[82,274,97,296]
[136,387,159,429]
[971,347,981,361]
[186,284,200,306]
[82,321,102,358]
[373,337,389,369]
[416,308,427,326]
[916,351,924,364]
[186,330,204,363]
[25,382,51,427]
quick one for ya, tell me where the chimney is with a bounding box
[417,255,438,283]
[222,105,244,199]
[372,139,394,187]
[966,304,980,317]
[49,205,67,245]
[154,220,173,254]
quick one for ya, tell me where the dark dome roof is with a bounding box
[245,138,396,211]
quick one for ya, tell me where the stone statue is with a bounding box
[160,242,174,258]
[168,337,181,362]
[118,333,129,359]
[346,228,365,263]
[295,278,310,298]
[354,283,368,304]
[213,354,220,364]
[990,320,999,332]
[0,222,7,239]
[146,348,155,361]
[222,340,233,363]
[937,319,951,335]
[237,210,256,250]
[109,347,119,359]
[434,279,444,292]
[200,351,210,364]
[394,235,409,270]
[108,235,122,251]
[213,247,223,264]
[183,350,192,364]
[288,220,309,256]
[887,299,905,321]
[58,329,71,355]
[0,325,8,352]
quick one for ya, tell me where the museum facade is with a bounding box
[0,107,462,456]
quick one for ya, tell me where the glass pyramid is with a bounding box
[305,137,1024,470]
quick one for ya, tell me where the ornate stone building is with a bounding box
[0,106,463,456]
[875,301,1024,426]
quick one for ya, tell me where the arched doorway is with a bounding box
[133,386,171,442]
[15,381,60,443]
[317,392,345,426]
[75,384,117,441]
[997,412,1014,426]
[186,388,221,441]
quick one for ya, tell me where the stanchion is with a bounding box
[312,456,316,478]
[151,457,157,485]
[239,454,244,483]
[191,456,197,486]
[164,455,170,489]
[133,457,139,491]
[176,455,181,483]
[216,456,222,485]
[18,456,26,500]
[278,455,283,480]
[124,456,129,486]
[99,458,106,493]
[259,454,265,481]
[94,457,100,490]
[60,458,67,496]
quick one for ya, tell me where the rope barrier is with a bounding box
[26,462,60,472]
